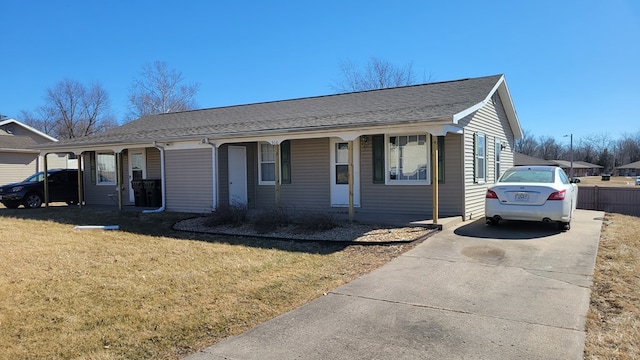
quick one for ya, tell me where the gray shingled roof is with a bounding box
[41,74,504,149]
[514,153,556,166]
[0,134,39,150]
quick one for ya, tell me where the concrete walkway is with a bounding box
[185,210,603,360]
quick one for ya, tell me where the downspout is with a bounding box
[143,142,166,213]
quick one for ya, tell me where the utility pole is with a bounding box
[564,134,574,178]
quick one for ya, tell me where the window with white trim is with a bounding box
[259,143,276,184]
[387,134,429,183]
[258,142,292,185]
[474,133,486,183]
[96,152,116,185]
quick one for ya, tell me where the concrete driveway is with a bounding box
[186,209,603,360]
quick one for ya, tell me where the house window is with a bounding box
[388,134,429,183]
[96,152,116,185]
[259,141,291,185]
[495,138,502,182]
[474,133,486,183]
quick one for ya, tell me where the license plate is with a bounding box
[514,192,529,201]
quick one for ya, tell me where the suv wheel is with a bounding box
[24,193,43,209]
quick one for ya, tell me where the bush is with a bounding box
[252,207,292,234]
[206,203,248,227]
[294,212,338,233]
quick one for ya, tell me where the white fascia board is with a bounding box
[0,119,58,142]
[496,78,523,139]
[0,148,40,154]
[452,75,523,140]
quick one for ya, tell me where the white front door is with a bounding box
[128,149,146,202]
[228,146,248,206]
[330,138,360,207]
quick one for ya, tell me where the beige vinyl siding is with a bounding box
[255,138,331,211]
[46,153,71,170]
[460,93,516,220]
[145,147,162,179]
[359,134,463,216]
[0,152,38,184]
[165,148,213,213]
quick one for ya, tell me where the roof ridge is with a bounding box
[153,74,505,117]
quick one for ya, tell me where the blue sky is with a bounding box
[2,0,639,144]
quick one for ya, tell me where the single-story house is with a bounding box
[549,160,603,177]
[0,118,75,185]
[514,153,555,166]
[615,161,640,177]
[34,74,522,222]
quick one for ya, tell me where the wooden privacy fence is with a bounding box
[577,186,640,217]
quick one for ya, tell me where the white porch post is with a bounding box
[43,153,49,207]
[211,144,218,211]
[431,135,439,224]
[75,152,83,208]
[348,140,354,221]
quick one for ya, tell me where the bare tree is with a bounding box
[21,79,117,139]
[126,61,200,121]
[537,136,563,160]
[331,57,420,92]
[514,129,538,155]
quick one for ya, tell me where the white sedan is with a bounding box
[485,166,579,230]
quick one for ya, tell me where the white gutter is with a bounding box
[143,142,166,213]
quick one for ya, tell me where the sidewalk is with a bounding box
[185,210,603,360]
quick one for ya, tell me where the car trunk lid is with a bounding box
[490,184,557,206]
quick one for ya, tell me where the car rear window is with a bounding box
[499,170,554,183]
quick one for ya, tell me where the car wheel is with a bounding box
[486,217,499,226]
[24,193,43,209]
[2,200,20,209]
[558,221,571,231]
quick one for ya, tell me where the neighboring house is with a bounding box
[513,153,602,177]
[615,160,640,176]
[0,118,74,185]
[514,153,555,166]
[34,74,522,221]
[549,160,603,177]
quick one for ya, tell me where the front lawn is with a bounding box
[0,206,413,359]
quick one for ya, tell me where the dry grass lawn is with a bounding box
[578,176,639,187]
[1,205,638,359]
[584,212,640,359]
[0,206,415,359]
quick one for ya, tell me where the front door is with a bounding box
[128,150,146,203]
[330,138,360,207]
[228,146,248,206]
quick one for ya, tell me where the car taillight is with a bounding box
[486,189,498,199]
[547,189,566,200]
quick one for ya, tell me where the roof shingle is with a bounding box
[42,74,504,148]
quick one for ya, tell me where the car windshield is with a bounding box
[499,169,555,183]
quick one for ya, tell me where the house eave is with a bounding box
[452,75,522,139]
[0,148,41,154]
[33,117,462,152]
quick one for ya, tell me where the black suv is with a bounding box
[0,169,79,209]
